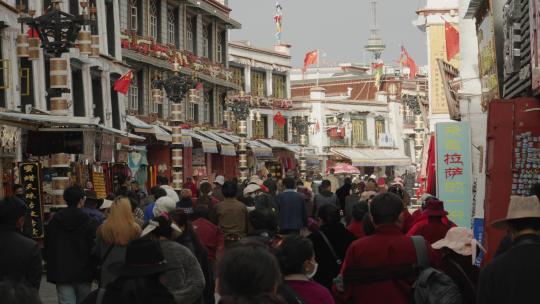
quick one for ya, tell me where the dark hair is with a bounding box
[217,243,281,300]
[370,193,404,225]
[367,178,376,183]
[222,181,238,198]
[362,213,375,236]
[320,180,331,190]
[147,215,174,239]
[102,275,174,304]
[267,174,273,178]
[352,201,369,221]
[115,186,129,197]
[150,187,167,200]
[117,174,128,186]
[276,235,314,276]
[192,204,210,220]
[199,182,212,195]
[318,204,341,224]
[508,218,540,232]
[329,169,335,174]
[64,185,85,207]
[130,180,139,185]
[157,176,169,186]
[388,184,405,199]
[12,184,23,193]
[344,177,352,185]
[296,180,304,187]
[283,177,296,190]
[0,280,42,304]
[0,197,27,225]
[249,208,278,232]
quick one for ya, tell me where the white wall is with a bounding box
[459,0,486,219]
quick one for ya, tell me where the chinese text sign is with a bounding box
[19,162,44,239]
[436,122,472,227]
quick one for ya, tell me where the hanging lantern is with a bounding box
[256,111,261,122]
[90,35,100,58]
[16,33,29,57]
[50,57,69,89]
[28,37,40,60]
[77,30,92,55]
[152,88,163,104]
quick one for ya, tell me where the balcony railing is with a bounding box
[120,31,233,82]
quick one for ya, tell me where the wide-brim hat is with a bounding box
[432,227,486,264]
[109,238,178,277]
[424,199,448,216]
[492,196,540,229]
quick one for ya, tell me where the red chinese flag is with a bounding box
[445,21,460,61]
[27,27,39,39]
[273,112,286,127]
[113,70,133,95]
[303,50,318,71]
[401,46,417,79]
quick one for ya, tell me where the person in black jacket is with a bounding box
[477,195,540,304]
[308,204,356,289]
[0,197,42,290]
[45,185,98,304]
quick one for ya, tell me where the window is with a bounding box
[273,118,287,142]
[0,37,8,108]
[232,67,243,88]
[186,99,195,121]
[203,91,211,124]
[217,31,224,63]
[253,115,267,139]
[19,57,34,110]
[128,73,138,110]
[186,17,195,53]
[375,118,385,145]
[105,0,115,56]
[202,25,210,58]
[352,119,367,146]
[128,0,138,32]
[167,6,176,46]
[149,0,159,39]
[251,71,265,97]
[272,74,285,98]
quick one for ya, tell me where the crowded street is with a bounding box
[0,0,540,303]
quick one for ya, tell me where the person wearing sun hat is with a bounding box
[432,227,484,304]
[101,238,178,304]
[477,195,540,304]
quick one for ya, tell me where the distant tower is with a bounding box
[364,0,386,62]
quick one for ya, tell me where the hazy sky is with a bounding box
[228,0,427,68]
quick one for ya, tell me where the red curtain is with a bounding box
[426,134,436,196]
[183,147,193,180]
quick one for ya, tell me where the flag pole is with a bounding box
[316,49,320,87]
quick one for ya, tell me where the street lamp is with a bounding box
[226,91,251,182]
[18,0,96,116]
[292,116,312,181]
[153,62,193,190]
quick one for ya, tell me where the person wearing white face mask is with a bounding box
[276,235,335,304]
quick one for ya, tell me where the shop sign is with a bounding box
[19,162,44,239]
[473,218,485,266]
[100,133,114,162]
[435,122,472,228]
[477,9,500,111]
[192,148,206,166]
[530,0,540,93]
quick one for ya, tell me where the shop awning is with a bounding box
[183,130,218,154]
[99,125,146,141]
[152,125,172,142]
[126,115,153,130]
[332,148,412,167]
[214,132,273,157]
[197,131,237,156]
[0,111,99,129]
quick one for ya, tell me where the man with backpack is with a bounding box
[334,192,443,304]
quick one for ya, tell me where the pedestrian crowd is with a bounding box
[0,170,539,304]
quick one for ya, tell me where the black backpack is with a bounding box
[411,236,462,304]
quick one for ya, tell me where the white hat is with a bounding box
[99,199,113,210]
[432,227,486,264]
[214,175,225,186]
[243,184,261,196]
[153,196,176,217]
[492,195,540,229]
